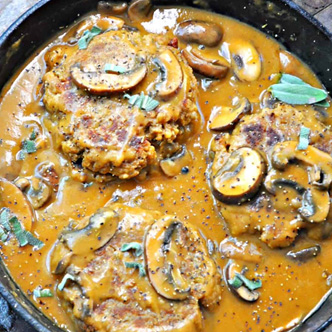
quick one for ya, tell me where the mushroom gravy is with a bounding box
[0,3,332,332]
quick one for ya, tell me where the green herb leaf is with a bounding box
[269,83,328,105]
[58,273,76,291]
[236,273,262,291]
[121,242,143,257]
[104,63,127,74]
[228,275,243,289]
[29,130,37,140]
[124,93,159,112]
[0,208,11,232]
[279,73,309,86]
[78,26,103,50]
[297,126,310,151]
[9,216,28,247]
[24,231,44,250]
[315,99,330,108]
[125,261,146,277]
[0,226,8,242]
[33,288,53,298]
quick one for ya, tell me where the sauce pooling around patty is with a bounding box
[0,2,331,332]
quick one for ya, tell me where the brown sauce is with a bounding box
[0,4,331,332]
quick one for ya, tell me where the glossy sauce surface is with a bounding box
[0,6,332,332]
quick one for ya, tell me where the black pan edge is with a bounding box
[0,1,332,331]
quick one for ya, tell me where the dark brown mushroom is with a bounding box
[182,49,228,79]
[260,90,278,109]
[175,20,223,47]
[160,146,192,177]
[212,147,266,204]
[97,1,128,15]
[128,0,152,22]
[224,261,261,302]
[209,97,251,131]
[286,244,321,262]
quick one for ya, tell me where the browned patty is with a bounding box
[211,104,332,248]
[43,25,198,181]
[54,204,222,332]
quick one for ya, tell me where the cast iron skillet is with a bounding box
[0,1,332,331]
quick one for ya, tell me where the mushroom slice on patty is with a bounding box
[145,215,217,301]
[71,64,147,95]
[209,97,251,131]
[229,39,261,82]
[160,146,192,177]
[175,20,223,47]
[154,49,183,98]
[212,147,266,204]
[0,177,33,232]
[182,49,228,79]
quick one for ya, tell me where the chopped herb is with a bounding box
[24,231,44,250]
[18,139,37,160]
[9,216,28,247]
[33,288,53,298]
[0,226,8,242]
[121,242,143,257]
[78,26,103,50]
[228,275,243,289]
[0,208,11,232]
[124,93,159,112]
[269,73,329,106]
[29,130,37,140]
[297,126,310,151]
[58,273,76,291]
[104,63,127,74]
[236,273,262,291]
[228,273,262,291]
[125,261,146,277]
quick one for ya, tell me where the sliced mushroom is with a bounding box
[209,97,251,131]
[35,162,59,192]
[97,1,128,15]
[145,215,216,301]
[128,0,152,22]
[224,261,260,302]
[264,168,330,223]
[71,64,147,95]
[154,49,183,98]
[50,241,73,274]
[24,177,52,209]
[61,208,119,255]
[212,147,266,204]
[160,146,192,177]
[175,20,223,47]
[260,90,278,109]
[0,177,33,232]
[182,49,228,79]
[229,39,261,82]
[286,244,321,262]
[308,164,331,190]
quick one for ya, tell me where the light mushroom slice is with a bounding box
[71,65,147,95]
[50,241,73,275]
[182,49,228,79]
[61,208,119,255]
[175,20,223,47]
[128,0,152,22]
[145,215,216,301]
[212,147,266,204]
[271,141,332,188]
[154,49,183,98]
[286,244,321,262]
[224,261,261,302]
[0,177,33,232]
[160,146,192,177]
[209,97,251,131]
[229,39,262,82]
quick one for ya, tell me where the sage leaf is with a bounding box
[121,242,143,257]
[236,273,262,291]
[58,273,76,291]
[104,63,127,74]
[125,261,146,277]
[297,126,310,151]
[280,73,308,85]
[269,83,327,105]
[78,26,102,50]
[33,288,53,298]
